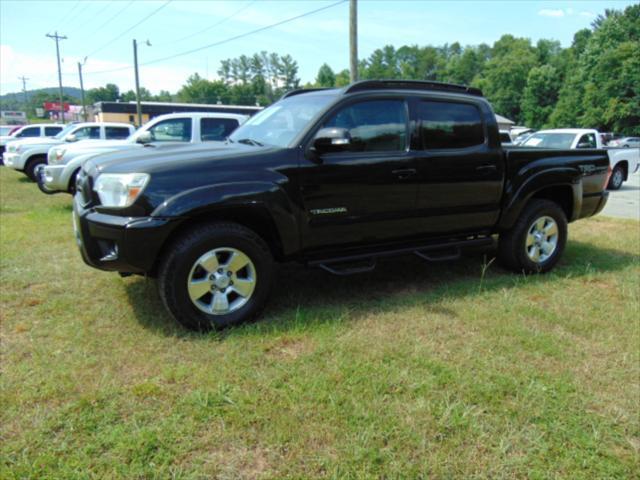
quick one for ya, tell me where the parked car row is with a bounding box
[1,81,628,331]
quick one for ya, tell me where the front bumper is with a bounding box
[73,194,179,274]
[40,164,69,192]
[3,152,21,169]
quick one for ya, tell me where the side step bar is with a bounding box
[310,236,493,276]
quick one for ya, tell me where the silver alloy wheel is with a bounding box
[526,216,559,264]
[612,168,624,188]
[187,247,257,315]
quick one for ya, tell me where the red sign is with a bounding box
[43,102,70,112]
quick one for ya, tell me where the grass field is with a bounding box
[1,166,639,479]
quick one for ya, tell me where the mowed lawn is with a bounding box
[1,166,638,479]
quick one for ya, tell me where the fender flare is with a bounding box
[152,181,300,256]
[498,167,582,230]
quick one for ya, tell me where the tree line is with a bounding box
[5,5,636,134]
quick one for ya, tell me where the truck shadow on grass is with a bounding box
[123,240,638,338]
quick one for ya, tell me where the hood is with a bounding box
[12,137,63,148]
[65,139,132,151]
[85,141,245,175]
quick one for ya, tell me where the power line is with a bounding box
[144,0,346,66]
[85,0,170,58]
[54,0,81,29]
[156,0,256,46]
[80,0,346,76]
[86,0,134,39]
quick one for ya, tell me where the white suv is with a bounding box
[3,122,135,180]
[39,112,248,195]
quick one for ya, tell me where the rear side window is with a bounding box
[200,118,239,141]
[45,126,63,136]
[105,127,131,139]
[17,127,40,137]
[323,100,407,152]
[417,101,484,149]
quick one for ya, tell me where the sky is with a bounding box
[0,0,635,96]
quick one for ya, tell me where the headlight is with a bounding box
[93,173,150,208]
[50,148,65,165]
[8,144,17,153]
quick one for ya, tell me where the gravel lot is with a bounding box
[602,172,640,220]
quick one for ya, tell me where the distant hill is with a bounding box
[0,87,83,108]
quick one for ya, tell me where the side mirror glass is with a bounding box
[65,133,77,142]
[136,131,152,144]
[312,127,351,153]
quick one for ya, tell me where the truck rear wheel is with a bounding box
[608,165,624,190]
[158,222,274,331]
[498,199,567,273]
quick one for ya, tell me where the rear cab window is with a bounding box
[200,118,239,141]
[416,100,484,149]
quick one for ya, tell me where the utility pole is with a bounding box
[77,62,88,121]
[349,0,358,83]
[133,39,142,127]
[46,32,67,123]
[18,76,29,122]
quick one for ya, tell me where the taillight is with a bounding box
[604,164,612,189]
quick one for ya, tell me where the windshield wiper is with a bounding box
[236,138,263,147]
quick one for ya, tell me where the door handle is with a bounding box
[392,168,417,179]
[476,164,497,173]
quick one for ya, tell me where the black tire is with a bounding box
[25,156,47,182]
[157,222,274,331]
[607,165,624,190]
[498,199,568,274]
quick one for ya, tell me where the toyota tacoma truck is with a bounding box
[521,128,639,190]
[0,123,64,163]
[38,112,248,195]
[3,122,135,180]
[72,80,610,331]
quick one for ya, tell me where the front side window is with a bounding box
[417,101,484,150]
[105,127,131,140]
[148,118,192,142]
[17,127,40,138]
[323,100,407,152]
[73,126,100,140]
[45,126,63,136]
[200,118,239,141]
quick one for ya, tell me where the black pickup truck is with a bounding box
[73,80,610,330]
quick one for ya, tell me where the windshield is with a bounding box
[53,124,78,140]
[522,133,576,149]
[0,126,14,136]
[228,94,336,148]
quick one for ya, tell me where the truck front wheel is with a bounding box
[158,222,274,331]
[498,199,567,273]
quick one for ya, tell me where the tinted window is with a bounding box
[577,134,597,148]
[417,101,484,149]
[500,132,512,143]
[148,118,192,142]
[201,118,239,141]
[105,127,131,139]
[45,126,63,136]
[17,127,40,138]
[323,100,407,152]
[73,126,101,140]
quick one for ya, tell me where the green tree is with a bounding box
[316,63,336,87]
[521,65,561,128]
[86,83,120,103]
